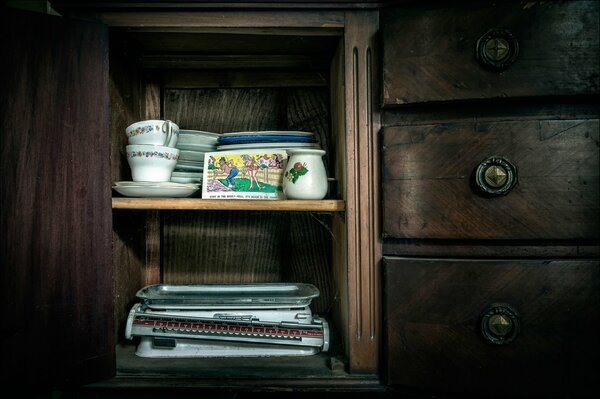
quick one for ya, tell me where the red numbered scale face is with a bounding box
[131,313,325,346]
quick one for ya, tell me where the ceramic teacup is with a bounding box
[126,144,179,182]
[126,120,179,147]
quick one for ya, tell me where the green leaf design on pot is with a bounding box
[285,162,308,184]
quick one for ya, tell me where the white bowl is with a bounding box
[126,145,179,182]
[126,120,179,147]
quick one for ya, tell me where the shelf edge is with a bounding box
[112,198,345,211]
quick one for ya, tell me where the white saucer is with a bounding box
[114,181,199,188]
[113,184,200,197]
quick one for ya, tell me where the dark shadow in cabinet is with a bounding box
[162,211,335,316]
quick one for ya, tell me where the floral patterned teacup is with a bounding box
[126,144,179,182]
[125,119,179,148]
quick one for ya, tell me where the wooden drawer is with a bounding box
[381,0,599,105]
[382,118,599,240]
[383,257,600,396]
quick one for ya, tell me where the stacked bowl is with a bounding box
[113,120,201,197]
[171,129,219,184]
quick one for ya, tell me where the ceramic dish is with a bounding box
[171,171,203,177]
[221,131,314,137]
[216,142,321,150]
[113,185,200,198]
[174,163,204,172]
[179,129,220,138]
[171,176,203,184]
[217,135,316,144]
[176,142,218,152]
[113,181,199,188]
[178,150,206,162]
[178,130,220,145]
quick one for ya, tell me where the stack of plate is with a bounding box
[112,181,200,198]
[173,130,219,184]
[216,131,320,150]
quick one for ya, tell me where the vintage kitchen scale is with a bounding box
[125,283,330,358]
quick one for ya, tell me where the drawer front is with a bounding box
[383,257,600,395]
[381,1,599,105]
[382,119,599,240]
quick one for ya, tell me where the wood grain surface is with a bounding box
[0,8,114,386]
[109,34,143,183]
[381,0,599,105]
[382,118,599,240]
[383,257,600,396]
[112,198,345,211]
[162,211,334,314]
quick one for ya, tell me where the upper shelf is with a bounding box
[112,198,345,211]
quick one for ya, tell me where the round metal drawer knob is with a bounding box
[480,303,520,345]
[475,156,517,196]
[484,37,511,62]
[476,29,519,71]
[484,164,508,188]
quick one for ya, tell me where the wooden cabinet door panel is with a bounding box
[0,9,114,387]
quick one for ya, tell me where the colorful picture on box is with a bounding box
[203,151,287,199]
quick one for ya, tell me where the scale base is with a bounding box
[136,337,321,358]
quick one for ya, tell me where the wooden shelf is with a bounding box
[112,197,345,211]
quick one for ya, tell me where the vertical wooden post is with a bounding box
[142,77,162,285]
[343,10,381,374]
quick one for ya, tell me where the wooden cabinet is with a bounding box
[2,0,598,396]
[381,0,599,396]
[1,2,381,392]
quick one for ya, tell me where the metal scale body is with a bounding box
[125,283,330,358]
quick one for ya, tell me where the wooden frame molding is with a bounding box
[344,10,381,373]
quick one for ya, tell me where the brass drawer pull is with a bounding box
[480,303,520,345]
[476,29,519,71]
[474,156,518,196]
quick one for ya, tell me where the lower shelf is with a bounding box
[88,343,383,391]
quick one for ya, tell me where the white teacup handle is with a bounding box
[162,120,174,147]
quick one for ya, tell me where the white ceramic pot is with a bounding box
[126,120,179,147]
[283,149,328,200]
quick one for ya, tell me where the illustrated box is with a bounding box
[202,149,288,199]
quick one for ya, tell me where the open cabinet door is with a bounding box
[0,8,114,388]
